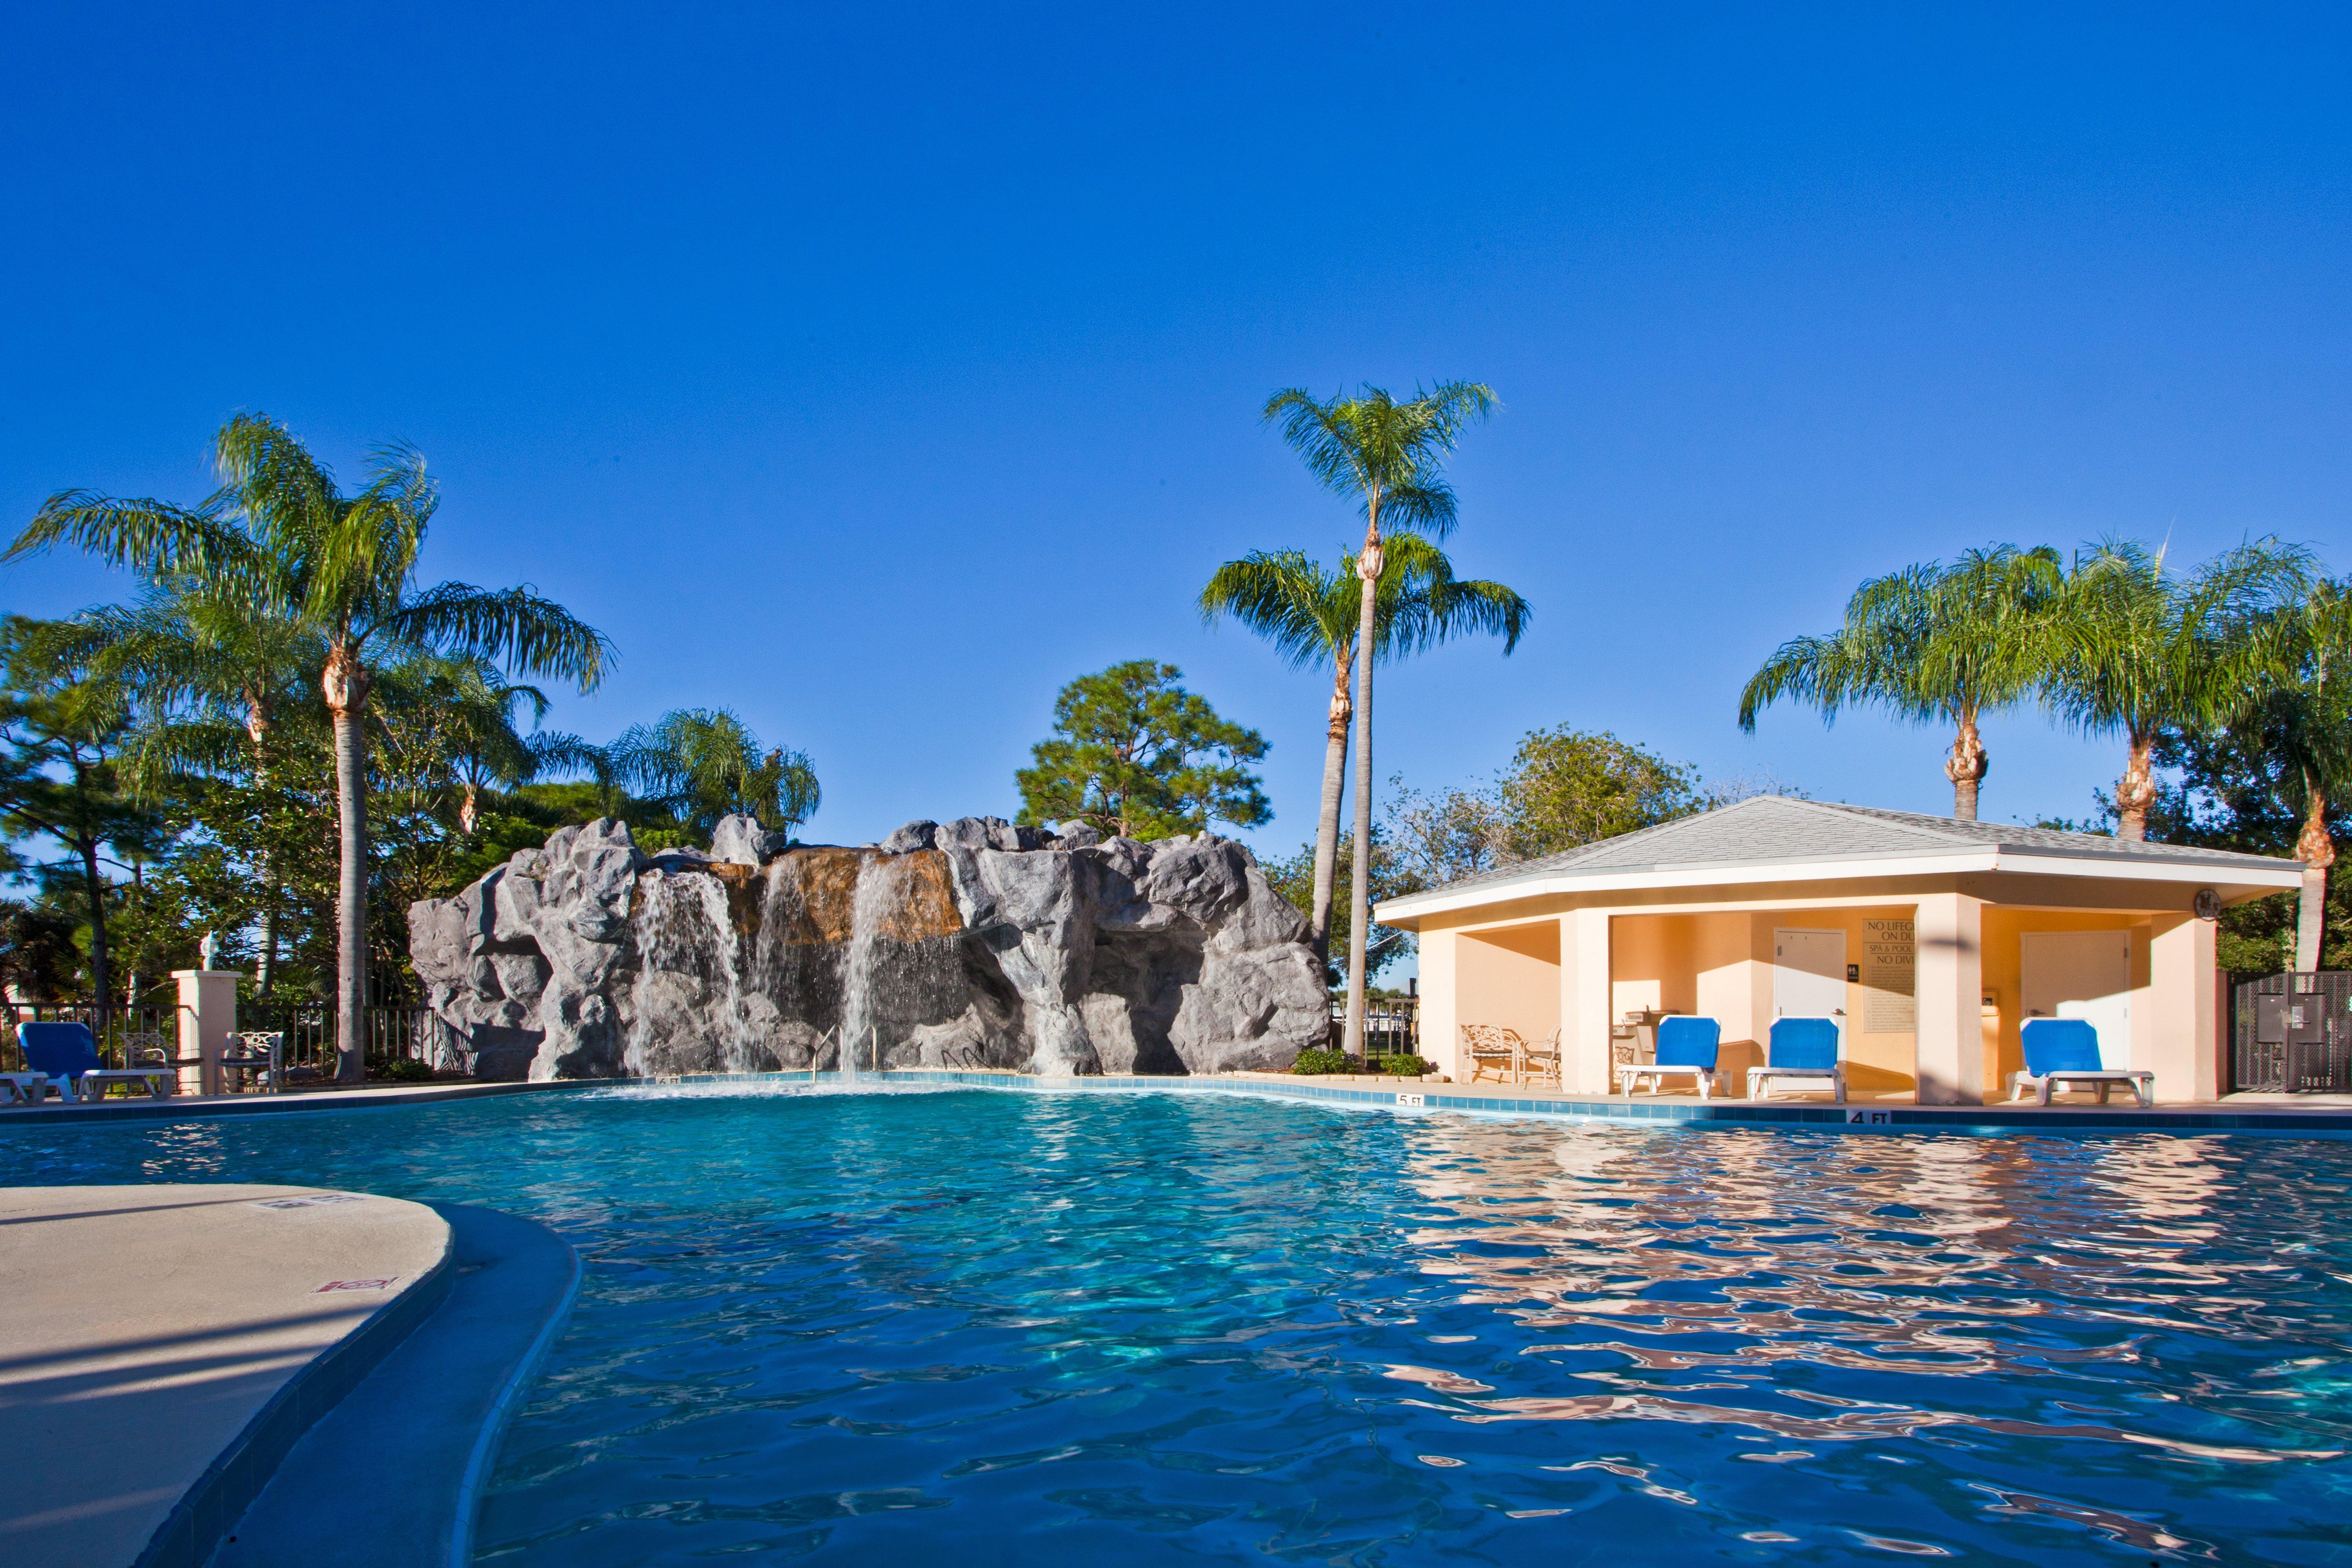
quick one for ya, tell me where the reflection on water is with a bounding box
[9,1091,2350,1565]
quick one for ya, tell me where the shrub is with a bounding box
[374,1056,434,1083]
[1291,1047,1356,1076]
[1380,1054,1435,1077]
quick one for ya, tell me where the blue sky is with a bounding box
[4,4,2347,865]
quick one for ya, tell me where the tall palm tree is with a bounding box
[1199,535,1529,966]
[2043,539,2310,841]
[10,413,612,1079]
[82,572,325,995]
[603,708,820,838]
[2242,577,2352,969]
[1262,381,1497,1058]
[1738,546,2063,820]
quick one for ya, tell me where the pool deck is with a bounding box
[0,1184,452,1568]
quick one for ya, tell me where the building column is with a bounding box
[2148,913,2219,1103]
[173,968,242,1096]
[1912,893,1984,1105]
[1562,907,1612,1094]
[1418,929,1460,1081]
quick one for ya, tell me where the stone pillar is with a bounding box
[1912,894,1984,1105]
[2148,913,2219,1103]
[1561,907,1613,1095]
[1418,929,1459,1081]
[172,969,242,1096]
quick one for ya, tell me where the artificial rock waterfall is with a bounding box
[406,815,1328,1080]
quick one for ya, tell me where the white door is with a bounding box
[2021,931,2132,1069]
[1774,928,1847,1044]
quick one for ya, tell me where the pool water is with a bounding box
[10,1085,2351,1565]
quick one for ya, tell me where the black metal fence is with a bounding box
[2,1000,454,1078]
[2231,971,2352,1093]
[1326,999,1422,1062]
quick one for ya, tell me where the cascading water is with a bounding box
[836,851,895,1079]
[625,871,760,1074]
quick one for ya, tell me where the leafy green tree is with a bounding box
[1739,546,2063,820]
[0,617,152,1011]
[2042,538,2309,840]
[598,708,819,838]
[80,571,325,995]
[1263,823,1411,988]
[1496,728,1703,857]
[1015,661,1270,839]
[1199,535,1528,965]
[10,413,612,1079]
[1261,380,1497,1053]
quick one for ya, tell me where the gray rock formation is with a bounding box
[408,813,1326,1082]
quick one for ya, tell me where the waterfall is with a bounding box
[625,871,758,1074]
[838,852,894,1078]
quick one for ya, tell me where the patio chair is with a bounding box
[1519,1029,1563,1089]
[1,1070,48,1106]
[221,1031,284,1094]
[1747,1016,1846,1103]
[1462,1024,1526,1085]
[2011,1018,2153,1107]
[18,1022,175,1103]
[1621,1016,1721,1099]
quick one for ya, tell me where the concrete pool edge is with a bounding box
[9,1068,2350,1136]
[207,1203,582,1568]
[625,1069,2352,1135]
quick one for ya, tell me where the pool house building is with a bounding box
[1376,796,2306,1104]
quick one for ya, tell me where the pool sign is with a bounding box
[1846,1110,1891,1125]
[1395,1093,1426,1108]
[315,1278,398,1293]
[251,1193,365,1210]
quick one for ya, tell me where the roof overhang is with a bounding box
[1374,845,2304,927]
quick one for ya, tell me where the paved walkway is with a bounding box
[0,1185,452,1568]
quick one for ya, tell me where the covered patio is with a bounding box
[1375,797,2303,1105]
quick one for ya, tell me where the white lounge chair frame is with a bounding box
[2008,1067,2154,1107]
[1621,1062,1717,1099]
[0,1071,47,1105]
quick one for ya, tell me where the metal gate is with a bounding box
[2232,972,2352,1093]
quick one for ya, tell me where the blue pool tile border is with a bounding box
[643,1069,2352,1138]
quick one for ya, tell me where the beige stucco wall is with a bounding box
[1401,866,2242,1103]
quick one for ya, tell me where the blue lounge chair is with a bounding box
[1622,1015,1721,1099]
[1749,1016,1845,1102]
[18,1022,176,1103]
[2013,1018,2153,1107]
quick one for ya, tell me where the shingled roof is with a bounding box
[1405,795,2299,902]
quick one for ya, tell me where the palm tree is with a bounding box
[82,571,325,995]
[603,708,820,838]
[2241,577,2352,969]
[1199,535,1529,966]
[1738,546,2063,820]
[2043,539,2310,841]
[9,413,612,1080]
[371,653,554,837]
[1261,381,1497,1058]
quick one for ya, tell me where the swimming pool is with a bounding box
[12,1084,2350,1564]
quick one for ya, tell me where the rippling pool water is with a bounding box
[11,1085,2352,1564]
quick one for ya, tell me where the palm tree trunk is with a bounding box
[2296,782,2334,973]
[2114,730,2158,842]
[247,709,276,998]
[1308,647,1353,965]
[1944,710,1987,820]
[1343,530,1384,1060]
[78,839,111,1037]
[323,645,371,1083]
